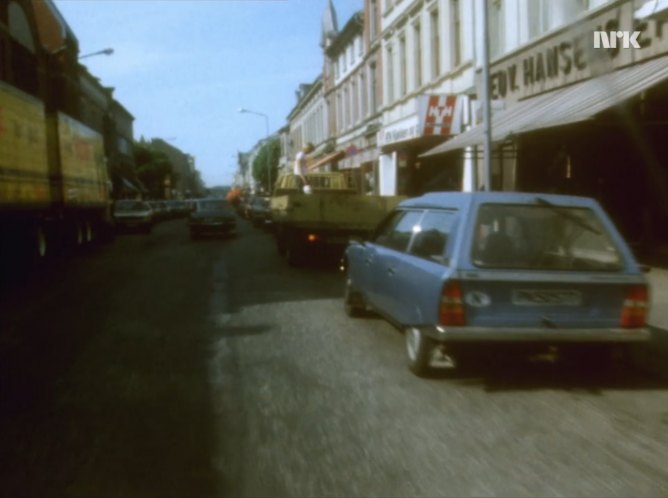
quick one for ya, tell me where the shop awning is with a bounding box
[422,55,668,157]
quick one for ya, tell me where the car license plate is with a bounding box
[512,289,582,306]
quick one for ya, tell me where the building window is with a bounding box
[386,44,394,103]
[369,0,378,41]
[360,72,367,117]
[369,62,378,112]
[399,34,407,96]
[450,0,462,67]
[489,0,504,59]
[526,0,588,39]
[430,8,440,79]
[352,79,358,124]
[413,21,422,89]
[337,92,343,134]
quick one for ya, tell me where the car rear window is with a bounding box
[114,201,150,212]
[197,200,228,211]
[471,203,623,271]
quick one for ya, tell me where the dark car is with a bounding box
[188,198,237,239]
[343,192,650,377]
[248,196,271,227]
[113,200,154,233]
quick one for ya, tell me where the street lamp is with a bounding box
[480,0,492,191]
[238,107,272,194]
[79,48,114,60]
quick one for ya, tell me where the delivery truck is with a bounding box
[0,80,113,276]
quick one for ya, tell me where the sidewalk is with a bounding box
[634,266,668,378]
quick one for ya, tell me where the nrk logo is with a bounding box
[593,31,641,49]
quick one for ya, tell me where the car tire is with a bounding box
[405,327,436,377]
[344,278,365,317]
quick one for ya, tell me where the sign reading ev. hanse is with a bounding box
[479,0,668,104]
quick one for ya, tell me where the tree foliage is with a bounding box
[134,143,175,199]
[252,138,280,194]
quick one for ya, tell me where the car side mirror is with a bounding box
[639,264,652,274]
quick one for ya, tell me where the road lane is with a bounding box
[2,215,668,498]
[0,219,219,498]
[211,220,668,497]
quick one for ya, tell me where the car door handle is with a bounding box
[364,257,372,265]
[387,267,396,276]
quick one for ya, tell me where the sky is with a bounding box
[54,0,364,188]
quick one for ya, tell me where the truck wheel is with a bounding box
[74,221,85,249]
[344,278,365,317]
[405,327,436,377]
[84,221,94,244]
[285,238,303,266]
[34,225,48,260]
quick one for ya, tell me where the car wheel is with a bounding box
[405,327,436,377]
[344,277,365,317]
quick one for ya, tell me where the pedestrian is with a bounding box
[294,143,314,191]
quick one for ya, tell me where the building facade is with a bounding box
[425,0,668,249]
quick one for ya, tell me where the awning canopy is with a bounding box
[422,56,668,157]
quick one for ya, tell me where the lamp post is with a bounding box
[79,47,114,60]
[238,107,271,194]
[480,0,492,191]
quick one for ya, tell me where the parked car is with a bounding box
[188,198,237,239]
[166,200,189,218]
[149,200,169,221]
[342,192,651,377]
[113,200,154,233]
[248,196,271,227]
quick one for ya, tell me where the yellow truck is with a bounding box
[0,80,113,272]
[270,172,404,265]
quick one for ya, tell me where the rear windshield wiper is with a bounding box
[535,197,601,235]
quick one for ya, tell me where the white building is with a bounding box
[376,0,616,195]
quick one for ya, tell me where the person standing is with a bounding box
[294,143,314,188]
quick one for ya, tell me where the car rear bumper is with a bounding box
[190,222,235,233]
[422,325,651,343]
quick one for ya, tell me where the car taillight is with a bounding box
[439,281,466,326]
[620,285,648,328]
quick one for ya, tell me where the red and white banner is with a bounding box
[417,94,468,137]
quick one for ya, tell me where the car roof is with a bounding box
[398,191,600,210]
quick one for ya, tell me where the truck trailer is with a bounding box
[0,80,113,276]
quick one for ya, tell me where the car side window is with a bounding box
[375,210,424,252]
[408,210,457,264]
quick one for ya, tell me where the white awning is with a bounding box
[422,56,668,157]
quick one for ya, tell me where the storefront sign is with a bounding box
[480,0,668,103]
[417,94,468,136]
[378,115,420,147]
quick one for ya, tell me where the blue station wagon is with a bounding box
[343,192,651,377]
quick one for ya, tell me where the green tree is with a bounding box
[134,143,175,198]
[252,138,280,194]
